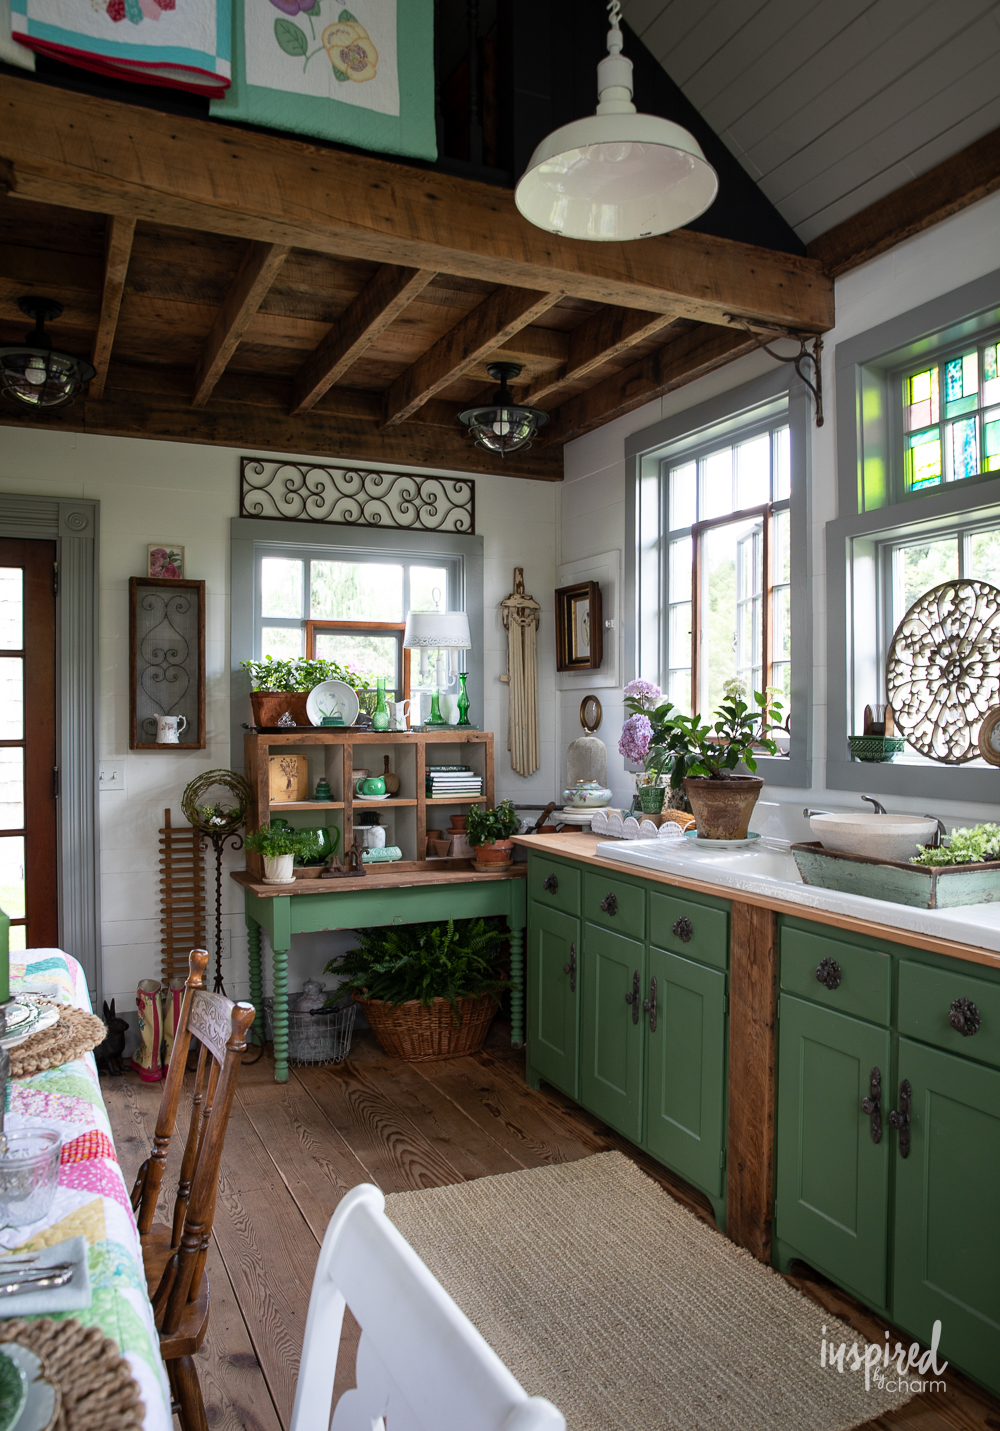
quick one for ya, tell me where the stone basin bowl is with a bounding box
[809,812,940,862]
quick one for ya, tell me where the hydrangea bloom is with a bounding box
[623,679,662,706]
[618,713,653,765]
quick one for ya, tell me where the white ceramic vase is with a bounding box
[263,853,295,884]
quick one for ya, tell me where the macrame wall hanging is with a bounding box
[501,568,541,777]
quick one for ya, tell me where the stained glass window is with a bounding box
[902,340,1000,494]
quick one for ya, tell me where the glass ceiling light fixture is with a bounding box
[0,296,96,410]
[457,362,548,457]
[514,0,718,242]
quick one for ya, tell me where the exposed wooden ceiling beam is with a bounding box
[290,264,435,415]
[88,215,134,400]
[808,125,1000,278]
[383,287,562,427]
[526,307,680,409]
[0,77,834,333]
[0,362,563,481]
[544,325,761,447]
[191,240,289,407]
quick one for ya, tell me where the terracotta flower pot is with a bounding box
[683,775,764,841]
[470,838,514,870]
[251,691,311,728]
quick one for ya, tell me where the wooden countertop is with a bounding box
[231,865,526,898]
[512,832,1000,972]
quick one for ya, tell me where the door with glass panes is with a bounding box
[0,541,57,950]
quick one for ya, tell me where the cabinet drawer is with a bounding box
[528,856,580,915]
[583,871,645,940]
[898,960,1000,1069]
[649,892,728,970]
[780,927,891,1025]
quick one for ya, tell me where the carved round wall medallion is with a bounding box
[886,579,1000,764]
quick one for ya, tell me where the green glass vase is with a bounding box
[372,676,390,732]
[425,689,446,726]
[456,671,471,727]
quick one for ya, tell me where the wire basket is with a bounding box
[262,995,356,1065]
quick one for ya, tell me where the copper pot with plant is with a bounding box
[466,799,519,871]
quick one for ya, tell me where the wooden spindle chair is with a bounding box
[130,949,255,1431]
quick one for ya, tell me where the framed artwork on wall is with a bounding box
[148,544,185,579]
[129,577,206,750]
[555,580,603,672]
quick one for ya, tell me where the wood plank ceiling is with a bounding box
[0,74,840,480]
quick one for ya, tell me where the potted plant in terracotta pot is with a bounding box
[329,917,508,1060]
[245,823,322,883]
[466,799,519,870]
[241,656,371,728]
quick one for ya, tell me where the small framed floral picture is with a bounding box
[148,544,184,580]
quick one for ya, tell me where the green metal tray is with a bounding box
[790,841,1000,909]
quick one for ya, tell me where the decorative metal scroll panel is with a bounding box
[886,578,1000,764]
[134,584,201,744]
[240,458,475,534]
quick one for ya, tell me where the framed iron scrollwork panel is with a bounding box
[240,457,475,534]
[129,577,206,751]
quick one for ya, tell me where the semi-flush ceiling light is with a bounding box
[515,0,718,242]
[457,363,548,457]
[0,297,96,409]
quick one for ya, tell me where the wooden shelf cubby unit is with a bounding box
[244,728,494,876]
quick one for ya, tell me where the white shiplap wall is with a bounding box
[622,0,1000,242]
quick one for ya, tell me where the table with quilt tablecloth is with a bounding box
[4,949,172,1430]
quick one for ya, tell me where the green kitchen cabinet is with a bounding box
[891,1038,1000,1393]
[774,995,891,1310]
[644,945,727,1203]
[525,902,580,1099]
[580,923,646,1143]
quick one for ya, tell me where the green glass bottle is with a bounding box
[456,671,471,726]
[426,689,446,726]
[372,675,390,732]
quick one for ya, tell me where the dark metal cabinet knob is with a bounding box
[816,957,842,990]
[542,873,559,893]
[643,976,658,1033]
[671,916,693,943]
[888,1078,911,1159]
[624,969,640,1024]
[949,997,981,1036]
[600,892,618,916]
[561,942,576,993]
[860,1066,882,1144]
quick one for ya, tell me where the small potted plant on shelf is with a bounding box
[466,799,519,870]
[245,823,322,884]
[329,917,508,1060]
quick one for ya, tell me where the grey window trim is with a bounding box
[0,495,100,1001]
[624,366,812,788]
[230,518,484,762]
[829,268,1000,799]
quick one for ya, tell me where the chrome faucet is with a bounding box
[861,795,888,815]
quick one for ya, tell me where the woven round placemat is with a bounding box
[0,1317,143,1430]
[9,1005,107,1079]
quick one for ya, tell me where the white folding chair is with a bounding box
[291,1184,565,1431]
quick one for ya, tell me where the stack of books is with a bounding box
[426,764,483,799]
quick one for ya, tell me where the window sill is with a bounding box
[827,758,1000,801]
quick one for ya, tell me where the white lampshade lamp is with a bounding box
[403,611,473,726]
[514,2,718,242]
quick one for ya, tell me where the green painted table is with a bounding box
[231,866,528,1081]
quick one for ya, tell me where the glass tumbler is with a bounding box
[0,1130,61,1231]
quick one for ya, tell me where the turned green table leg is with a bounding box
[246,917,264,1046]
[272,943,290,1083]
[509,925,525,1049]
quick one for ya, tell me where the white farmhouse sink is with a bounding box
[594,838,801,886]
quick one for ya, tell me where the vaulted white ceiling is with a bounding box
[622,0,1000,243]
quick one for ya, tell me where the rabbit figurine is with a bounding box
[95,999,129,1076]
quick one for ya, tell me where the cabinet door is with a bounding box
[644,946,727,1197]
[581,924,645,1143]
[526,903,581,1099]
[776,996,890,1307]
[892,1038,1000,1396]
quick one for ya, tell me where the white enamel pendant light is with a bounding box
[515,1,718,242]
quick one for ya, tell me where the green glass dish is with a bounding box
[0,1347,27,1431]
[848,734,906,763]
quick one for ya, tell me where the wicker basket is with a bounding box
[355,992,498,1061]
[262,995,357,1065]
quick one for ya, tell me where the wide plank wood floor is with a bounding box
[104,1025,998,1431]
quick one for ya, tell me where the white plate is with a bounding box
[1,1008,59,1050]
[353,791,390,800]
[683,830,762,850]
[306,680,360,729]
[4,1345,58,1431]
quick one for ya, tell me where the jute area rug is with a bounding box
[384,1152,914,1431]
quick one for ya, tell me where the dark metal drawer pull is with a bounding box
[624,969,640,1024]
[888,1078,911,1159]
[816,957,842,990]
[671,916,693,943]
[643,976,657,1033]
[600,892,618,916]
[542,873,559,893]
[561,943,576,994]
[949,996,981,1036]
[860,1066,882,1144]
